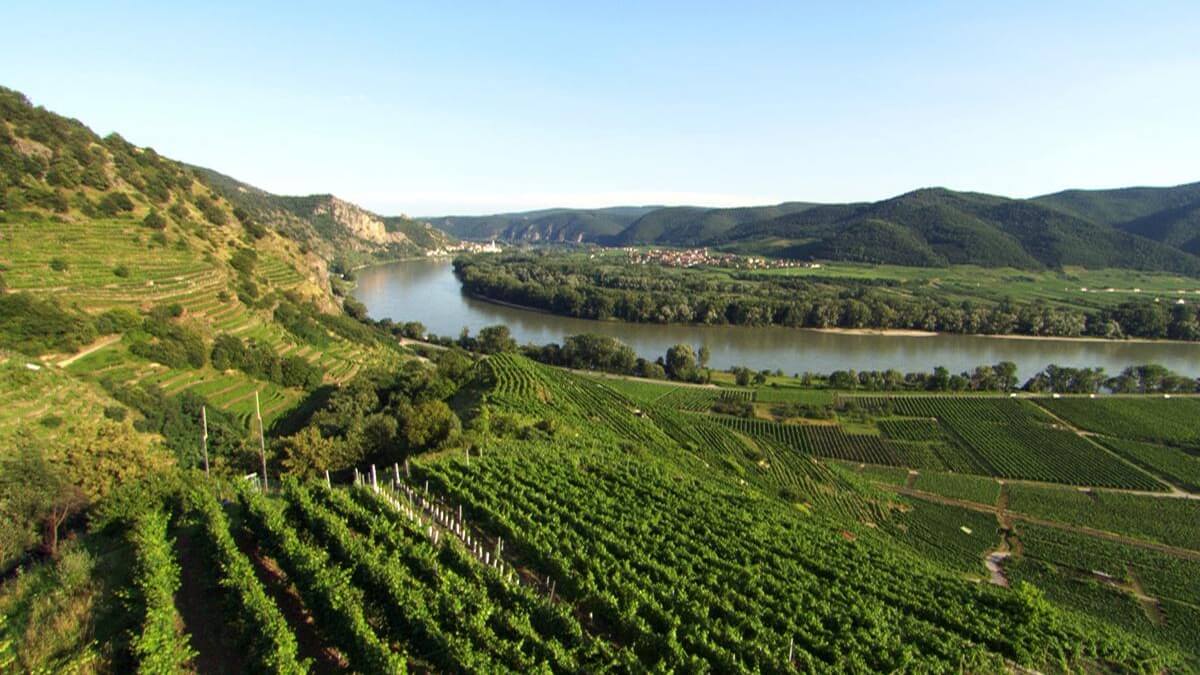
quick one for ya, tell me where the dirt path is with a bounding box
[984,551,1011,587]
[904,470,918,489]
[55,334,121,367]
[884,484,1200,560]
[235,532,345,672]
[1125,567,1166,626]
[174,528,247,674]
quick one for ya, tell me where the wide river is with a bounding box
[355,258,1200,378]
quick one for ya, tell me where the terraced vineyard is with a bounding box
[911,472,1002,506]
[886,500,997,577]
[852,397,1165,489]
[1009,523,1200,653]
[413,434,1180,671]
[0,218,225,311]
[710,415,918,466]
[1039,397,1200,448]
[1096,438,1200,492]
[1006,485,1200,551]
[654,386,753,411]
[135,478,628,674]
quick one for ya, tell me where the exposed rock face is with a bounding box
[313,196,409,245]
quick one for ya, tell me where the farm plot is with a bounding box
[861,397,1164,489]
[911,472,1002,506]
[1038,398,1200,448]
[1006,485,1200,551]
[711,415,912,466]
[1095,438,1200,492]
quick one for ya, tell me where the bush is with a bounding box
[112,264,130,278]
[97,191,135,216]
[103,405,128,422]
[49,257,68,272]
[96,307,141,334]
[0,292,98,354]
[142,209,166,230]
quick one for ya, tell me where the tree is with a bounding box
[477,325,517,354]
[0,446,87,558]
[664,344,697,381]
[402,400,461,451]
[698,344,711,368]
[278,426,340,476]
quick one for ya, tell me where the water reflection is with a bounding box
[354,259,1200,378]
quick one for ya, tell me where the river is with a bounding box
[354,258,1200,378]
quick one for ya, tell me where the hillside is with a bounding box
[612,201,819,246]
[1032,181,1200,226]
[430,184,1200,273]
[425,206,656,243]
[678,188,1200,273]
[191,165,455,268]
[0,85,420,566]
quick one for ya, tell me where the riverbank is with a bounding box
[353,259,1200,378]
[467,293,1200,346]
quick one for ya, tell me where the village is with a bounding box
[622,247,820,270]
[425,240,503,257]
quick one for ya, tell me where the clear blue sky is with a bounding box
[4,1,1198,215]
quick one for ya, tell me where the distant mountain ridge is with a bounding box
[432,182,1200,274]
[425,206,658,243]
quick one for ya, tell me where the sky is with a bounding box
[4,1,1199,216]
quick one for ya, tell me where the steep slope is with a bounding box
[427,206,656,243]
[612,201,819,245]
[191,166,454,266]
[0,85,408,475]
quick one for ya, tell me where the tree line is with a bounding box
[454,255,1200,341]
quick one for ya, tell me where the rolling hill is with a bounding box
[612,201,820,246]
[436,183,1200,273]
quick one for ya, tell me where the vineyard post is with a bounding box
[255,391,267,491]
[549,579,556,602]
[393,462,400,485]
[200,405,210,478]
[371,464,378,492]
[324,470,331,489]
[465,446,470,466]
[405,458,410,478]
[788,637,794,663]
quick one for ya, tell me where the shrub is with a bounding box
[113,264,130,278]
[142,209,166,230]
[103,405,128,422]
[97,191,134,216]
[0,292,98,354]
[49,257,68,272]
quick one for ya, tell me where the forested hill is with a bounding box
[612,201,820,246]
[425,206,658,243]
[1033,181,1200,257]
[436,184,1200,274]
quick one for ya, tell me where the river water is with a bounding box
[354,258,1200,378]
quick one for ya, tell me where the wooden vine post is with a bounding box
[200,404,210,477]
[255,391,267,491]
